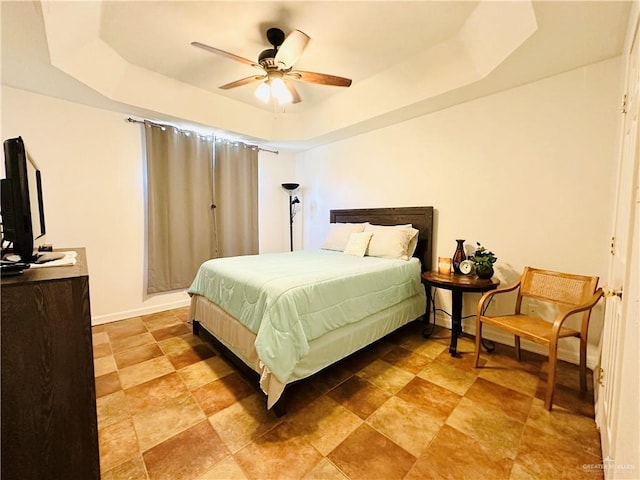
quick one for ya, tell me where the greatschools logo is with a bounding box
[583,456,637,473]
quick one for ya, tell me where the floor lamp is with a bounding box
[282,183,300,252]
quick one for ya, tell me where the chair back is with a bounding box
[518,267,599,307]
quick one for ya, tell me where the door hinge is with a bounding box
[597,367,605,386]
[610,236,615,255]
[621,94,628,114]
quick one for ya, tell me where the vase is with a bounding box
[476,265,494,279]
[452,239,466,273]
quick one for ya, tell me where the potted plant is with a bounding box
[468,242,497,279]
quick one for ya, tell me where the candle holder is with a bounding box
[438,257,452,274]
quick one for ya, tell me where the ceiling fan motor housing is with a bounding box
[258,49,278,68]
[260,28,286,68]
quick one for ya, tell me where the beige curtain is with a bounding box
[145,121,217,293]
[214,141,259,257]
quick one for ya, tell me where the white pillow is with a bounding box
[343,232,373,257]
[364,224,420,260]
[321,223,367,251]
[395,224,420,257]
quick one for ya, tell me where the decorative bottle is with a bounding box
[452,239,466,274]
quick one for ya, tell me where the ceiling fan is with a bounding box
[191,27,352,105]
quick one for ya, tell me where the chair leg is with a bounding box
[474,321,482,367]
[545,341,559,411]
[515,336,521,361]
[579,336,587,392]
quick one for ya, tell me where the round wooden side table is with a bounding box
[422,271,500,356]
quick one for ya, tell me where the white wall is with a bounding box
[295,57,623,366]
[257,149,301,253]
[1,56,621,362]
[1,86,294,323]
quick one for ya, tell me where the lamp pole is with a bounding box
[288,194,294,252]
[282,183,300,252]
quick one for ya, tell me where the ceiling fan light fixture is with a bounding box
[271,78,293,104]
[254,82,271,103]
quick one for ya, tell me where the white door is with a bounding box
[595,8,640,479]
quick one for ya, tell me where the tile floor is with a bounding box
[93,307,604,480]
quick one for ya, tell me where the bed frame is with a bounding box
[192,206,434,415]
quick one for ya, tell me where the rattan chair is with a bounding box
[473,267,603,410]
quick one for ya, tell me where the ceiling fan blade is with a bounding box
[284,80,301,104]
[191,41,263,70]
[219,75,265,90]
[289,70,352,87]
[275,30,310,69]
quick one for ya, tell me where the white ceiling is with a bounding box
[1,1,632,150]
[100,1,480,108]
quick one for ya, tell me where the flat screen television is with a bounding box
[1,136,46,262]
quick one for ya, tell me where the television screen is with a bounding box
[27,155,45,242]
[1,136,46,262]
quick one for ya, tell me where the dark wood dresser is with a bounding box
[1,248,100,480]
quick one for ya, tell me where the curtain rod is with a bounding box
[126,117,279,155]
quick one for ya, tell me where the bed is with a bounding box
[189,206,434,414]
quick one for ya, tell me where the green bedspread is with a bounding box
[188,250,424,383]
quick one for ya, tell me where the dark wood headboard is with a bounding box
[330,206,434,272]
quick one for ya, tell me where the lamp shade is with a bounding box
[271,78,293,104]
[255,78,293,105]
[282,183,299,191]
[255,82,271,103]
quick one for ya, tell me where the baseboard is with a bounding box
[91,298,191,326]
[432,312,598,370]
